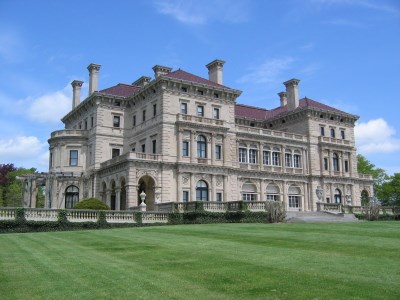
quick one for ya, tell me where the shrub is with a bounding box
[265,201,286,223]
[73,198,109,210]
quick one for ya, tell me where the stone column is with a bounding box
[177,173,182,202]
[281,146,286,172]
[190,173,196,202]
[106,189,111,208]
[223,175,228,202]
[223,134,228,166]
[177,129,182,161]
[191,131,196,163]
[260,179,265,202]
[126,185,137,208]
[211,174,216,201]
[303,182,308,211]
[282,180,288,210]
[302,148,307,174]
[211,134,216,165]
[330,183,335,203]
[115,188,121,211]
[258,142,263,170]
[328,150,333,176]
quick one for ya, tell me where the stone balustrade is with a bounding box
[25,208,58,221]
[0,208,16,220]
[142,212,168,223]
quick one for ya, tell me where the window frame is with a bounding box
[113,116,120,128]
[182,141,189,157]
[69,150,78,166]
[197,135,207,158]
[197,105,204,117]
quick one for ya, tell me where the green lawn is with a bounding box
[0,222,399,300]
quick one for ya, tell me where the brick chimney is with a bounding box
[283,79,300,111]
[278,91,287,107]
[87,63,101,95]
[206,59,225,85]
[152,65,172,78]
[132,76,151,87]
[71,80,83,109]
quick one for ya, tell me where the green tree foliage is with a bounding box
[73,198,110,210]
[377,173,400,206]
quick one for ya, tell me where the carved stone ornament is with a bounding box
[216,176,223,187]
[136,169,158,179]
[182,175,189,185]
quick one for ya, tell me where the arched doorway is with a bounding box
[334,189,342,204]
[138,176,156,211]
[65,185,79,209]
[120,178,126,210]
[110,180,116,210]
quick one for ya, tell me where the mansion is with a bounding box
[41,60,373,211]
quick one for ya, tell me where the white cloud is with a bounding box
[355,118,400,154]
[0,136,48,170]
[237,57,295,85]
[153,0,249,24]
[311,0,400,16]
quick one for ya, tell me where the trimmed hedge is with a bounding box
[168,211,269,225]
[73,198,110,210]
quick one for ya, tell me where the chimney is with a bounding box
[206,59,225,85]
[87,63,101,95]
[152,65,172,78]
[278,92,287,107]
[71,80,83,109]
[132,76,151,87]
[283,78,300,111]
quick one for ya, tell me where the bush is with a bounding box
[265,201,286,223]
[73,198,109,210]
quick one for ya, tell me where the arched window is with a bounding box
[293,150,302,168]
[334,189,342,204]
[242,182,257,201]
[333,153,340,172]
[65,185,79,209]
[288,186,301,209]
[197,135,207,158]
[196,180,209,201]
[266,183,280,201]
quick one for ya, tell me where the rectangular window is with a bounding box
[84,119,88,130]
[79,122,82,129]
[345,160,349,172]
[214,93,219,98]
[153,104,157,116]
[182,141,189,156]
[141,144,145,153]
[263,151,270,165]
[267,194,279,201]
[183,191,189,202]
[197,90,204,95]
[289,196,300,208]
[320,126,325,136]
[197,105,204,117]
[181,87,187,92]
[181,102,188,114]
[324,158,328,171]
[49,152,53,168]
[69,150,78,166]
[142,110,146,122]
[113,116,120,128]
[242,193,256,201]
[91,116,94,127]
[294,154,301,168]
[249,149,257,164]
[215,145,222,160]
[213,107,220,119]
[330,128,335,138]
[112,148,120,158]
[285,153,292,167]
[133,115,136,126]
[239,148,247,163]
[341,130,345,139]
[216,192,222,202]
[152,140,156,154]
[272,152,280,166]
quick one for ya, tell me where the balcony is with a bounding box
[50,129,88,139]
[176,114,225,127]
[100,152,163,168]
[236,126,306,142]
[319,136,351,146]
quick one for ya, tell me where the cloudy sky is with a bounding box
[0,0,399,174]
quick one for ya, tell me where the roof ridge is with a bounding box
[236,103,269,111]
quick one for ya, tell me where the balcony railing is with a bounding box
[319,136,351,146]
[236,126,306,142]
[50,129,88,139]
[100,152,163,168]
[176,114,225,127]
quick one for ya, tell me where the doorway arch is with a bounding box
[138,176,156,210]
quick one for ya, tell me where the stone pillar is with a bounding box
[223,134,228,166]
[211,134,216,165]
[328,150,333,176]
[282,146,286,173]
[211,175,216,201]
[190,173,196,202]
[223,175,228,202]
[330,183,335,204]
[260,179,265,202]
[106,189,111,208]
[87,63,101,95]
[258,142,263,170]
[303,182,308,211]
[177,173,182,202]
[282,180,288,210]
[302,148,307,174]
[115,188,121,211]
[71,80,83,109]
[191,131,196,163]
[177,129,182,161]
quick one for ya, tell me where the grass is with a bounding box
[0,222,399,300]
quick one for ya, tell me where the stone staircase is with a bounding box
[286,211,359,223]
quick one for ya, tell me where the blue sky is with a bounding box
[0,0,399,174]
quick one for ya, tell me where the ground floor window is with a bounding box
[196,180,208,201]
[65,185,79,209]
[242,193,257,201]
[266,194,279,201]
[288,195,300,208]
[183,191,189,202]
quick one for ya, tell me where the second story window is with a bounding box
[213,107,220,119]
[320,126,325,136]
[113,116,120,128]
[112,148,120,158]
[239,147,247,163]
[141,144,146,153]
[181,102,188,114]
[153,104,157,117]
[142,110,146,122]
[285,153,293,168]
[182,141,189,156]
[330,128,335,138]
[249,148,257,164]
[197,105,204,117]
[197,135,207,158]
[215,145,222,160]
[341,130,345,139]
[152,140,157,154]
[69,150,78,166]
[133,115,136,126]
[272,150,280,166]
[333,153,340,172]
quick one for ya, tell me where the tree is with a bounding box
[0,164,16,186]
[376,173,400,206]
[2,167,36,207]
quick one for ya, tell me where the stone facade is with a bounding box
[44,60,373,211]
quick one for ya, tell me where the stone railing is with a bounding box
[142,212,168,223]
[25,208,58,221]
[176,114,225,127]
[0,208,16,220]
[316,202,342,213]
[318,136,351,146]
[50,129,88,139]
[203,202,227,212]
[236,126,306,142]
[247,201,266,211]
[155,202,175,212]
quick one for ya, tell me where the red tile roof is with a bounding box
[235,98,350,120]
[99,84,141,97]
[164,69,231,89]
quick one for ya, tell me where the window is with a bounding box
[181,102,188,114]
[330,128,335,138]
[215,145,222,160]
[181,87,187,92]
[197,105,204,117]
[91,116,94,127]
[333,153,340,172]
[69,150,78,166]
[197,90,204,95]
[114,101,120,106]
[65,185,79,209]
[345,160,349,172]
[242,182,257,201]
[272,151,280,166]
[153,104,157,116]
[293,151,302,168]
[334,189,342,204]
[141,144,146,153]
[249,149,257,164]
[183,191,189,203]
[133,115,136,126]
[266,184,280,201]
[49,152,53,168]
[79,122,82,129]
[84,119,88,130]
[213,107,220,119]
[263,150,271,165]
[239,148,247,163]
[152,140,156,154]
[242,193,256,201]
[216,192,222,202]
[113,116,120,128]
[196,180,208,201]
[341,130,345,139]
[112,148,120,158]
[320,126,325,136]
[197,135,207,158]
[142,110,146,122]
[182,141,189,156]
[285,153,292,168]
[324,158,329,171]
[267,194,279,201]
[288,196,300,208]
[214,93,219,98]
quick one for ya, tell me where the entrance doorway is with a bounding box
[138,176,156,211]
